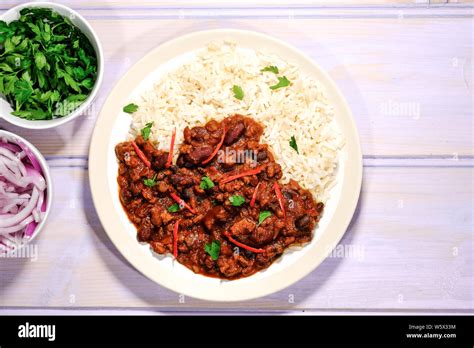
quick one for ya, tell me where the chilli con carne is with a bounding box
[115,115,324,279]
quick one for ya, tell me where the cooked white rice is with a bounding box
[130,41,344,202]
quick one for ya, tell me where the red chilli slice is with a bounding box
[250,182,261,208]
[273,182,286,218]
[131,141,151,168]
[202,126,226,165]
[224,231,265,254]
[165,128,176,168]
[173,220,180,258]
[220,166,264,184]
[170,192,196,214]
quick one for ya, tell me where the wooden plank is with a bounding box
[0,16,471,157]
[1,1,471,8]
[0,1,435,10]
[1,2,472,14]
[0,166,471,310]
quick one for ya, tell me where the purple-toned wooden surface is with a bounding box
[0,1,472,314]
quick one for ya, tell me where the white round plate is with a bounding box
[89,29,362,302]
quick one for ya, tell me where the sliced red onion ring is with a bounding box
[0,160,28,188]
[0,238,16,250]
[24,165,46,191]
[0,141,21,153]
[1,198,28,214]
[0,215,34,234]
[36,189,44,214]
[17,139,42,173]
[0,147,19,161]
[0,187,39,229]
[24,221,38,238]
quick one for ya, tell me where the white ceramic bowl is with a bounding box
[0,130,53,254]
[0,2,104,129]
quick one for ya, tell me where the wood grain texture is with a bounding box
[0,1,469,7]
[0,167,471,310]
[0,1,448,9]
[0,1,472,313]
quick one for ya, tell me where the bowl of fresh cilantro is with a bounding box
[0,2,103,129]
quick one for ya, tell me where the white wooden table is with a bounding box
[0,0,472,315]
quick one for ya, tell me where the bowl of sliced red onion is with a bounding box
[0,130,52,254]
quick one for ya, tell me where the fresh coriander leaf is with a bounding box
[36,70,46,89]
[0,21,13,43]
[4,38,15,54]
[11,36,21,46]
[61,71,81,93]
[141,122,154,141]
[20,57,33,70]
[65,94,87,103]
[78,48,91,68]
[4,76,18,95]
[123,103,139,114]
[13,79,33,105]
[17,38,28,51]
[200,176,215,190]
[21,70,31,83]
[168,203,180,213]
[26,22,41,38]
[81,78,93,89]
[0,63,13,73]
[10,110,31,118]
[260,65,279,74]
[42,23,51,42]
[289,135,299,154]
[229,195,245,207]
[65,65,74,76]
[143,174,157,187]
[204,240,221,261]
[50,90,60,103]
[46,43,66,54]
[270,76,291,90]
[232,85,244,100]
[11,109,49,120]
[37,90,52,102]
[34,51,46,70]
[72,66,86,80]
[258,211,272,226]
